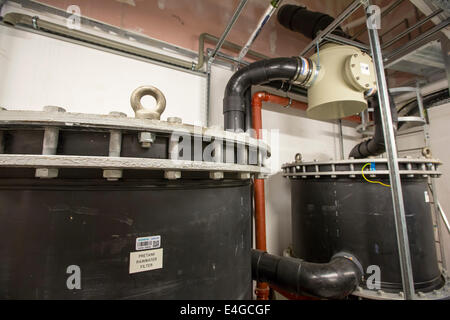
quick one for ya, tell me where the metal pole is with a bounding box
[209,0,249,63]
[350,0,405,40]
[382,8,443,49]
[300,0,362,56]
[338,120,344,160]
[207,48,250,67]
[438,202,450,235]
[429,176,448,271]
[237,0,281,62]
[384,18,450,63]
[364,0,416,300]
[205,62,212,127]
[324,33,370,52]
[206,0,248,127]
[415,83,425,120]
[440,35,450,96]
[423,120,448,270]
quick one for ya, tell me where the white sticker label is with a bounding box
[129,248,163,274]
[360,62,370,75]
[136,235,161,251]
[424,191,430,203]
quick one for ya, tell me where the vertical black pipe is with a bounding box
[349,92,398,159]
[223,57,301,132]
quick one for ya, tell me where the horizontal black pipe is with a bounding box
[277,4,349,40]
[223,57,301,131]
[263,80,308,97]
[252,249,363,299]
[349,93,398,159]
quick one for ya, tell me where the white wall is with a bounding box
[0,25,206,124]
[0,15,361,257]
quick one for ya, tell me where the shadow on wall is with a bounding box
[265,171,292,255]
[261,101,359,141]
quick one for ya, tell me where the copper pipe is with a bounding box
[252,92,269,300]
[254,92,361,123]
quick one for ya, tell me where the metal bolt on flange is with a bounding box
[417,291,425,297]
[167,117,182,124]
[103,169,123,181]
[377,290,384,296]
[238,172,251,180]
[109,111,127,118]
[209,171,224,180]
[138,132,156,148]
[164,170,181,180]
[43,105,66,113]
[35,168,59,179]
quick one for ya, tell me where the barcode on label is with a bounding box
[136,235,161,251]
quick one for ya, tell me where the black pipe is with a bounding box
[244,89,253,132]
[223,57,301,131]
[263,80,308,97]
[277,4,349,40]
[252,249,363,299]
[349,93,398,159]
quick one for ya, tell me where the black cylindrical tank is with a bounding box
[0,178,252,299]
[283,159,444,294]
[0,103,269,299]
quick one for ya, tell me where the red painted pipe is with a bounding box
[251,91,360,300]
[270,284,319,300]
[252,92,269,300]
[252,92,361,123]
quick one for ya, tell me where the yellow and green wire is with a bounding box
[361,163,391,187]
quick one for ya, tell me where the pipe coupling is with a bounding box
[292,57,317,88]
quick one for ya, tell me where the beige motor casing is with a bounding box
[307,44,377,120]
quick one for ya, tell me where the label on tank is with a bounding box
[424,191,430,203]
[129,248,163,274]
[136,235,161,251]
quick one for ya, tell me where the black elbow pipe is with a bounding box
[349,93,398,159]
[223,57,301,131]
[252,249,363,299]
[277,4,349,40]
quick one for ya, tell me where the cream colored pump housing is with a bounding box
[306,44,377,120]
